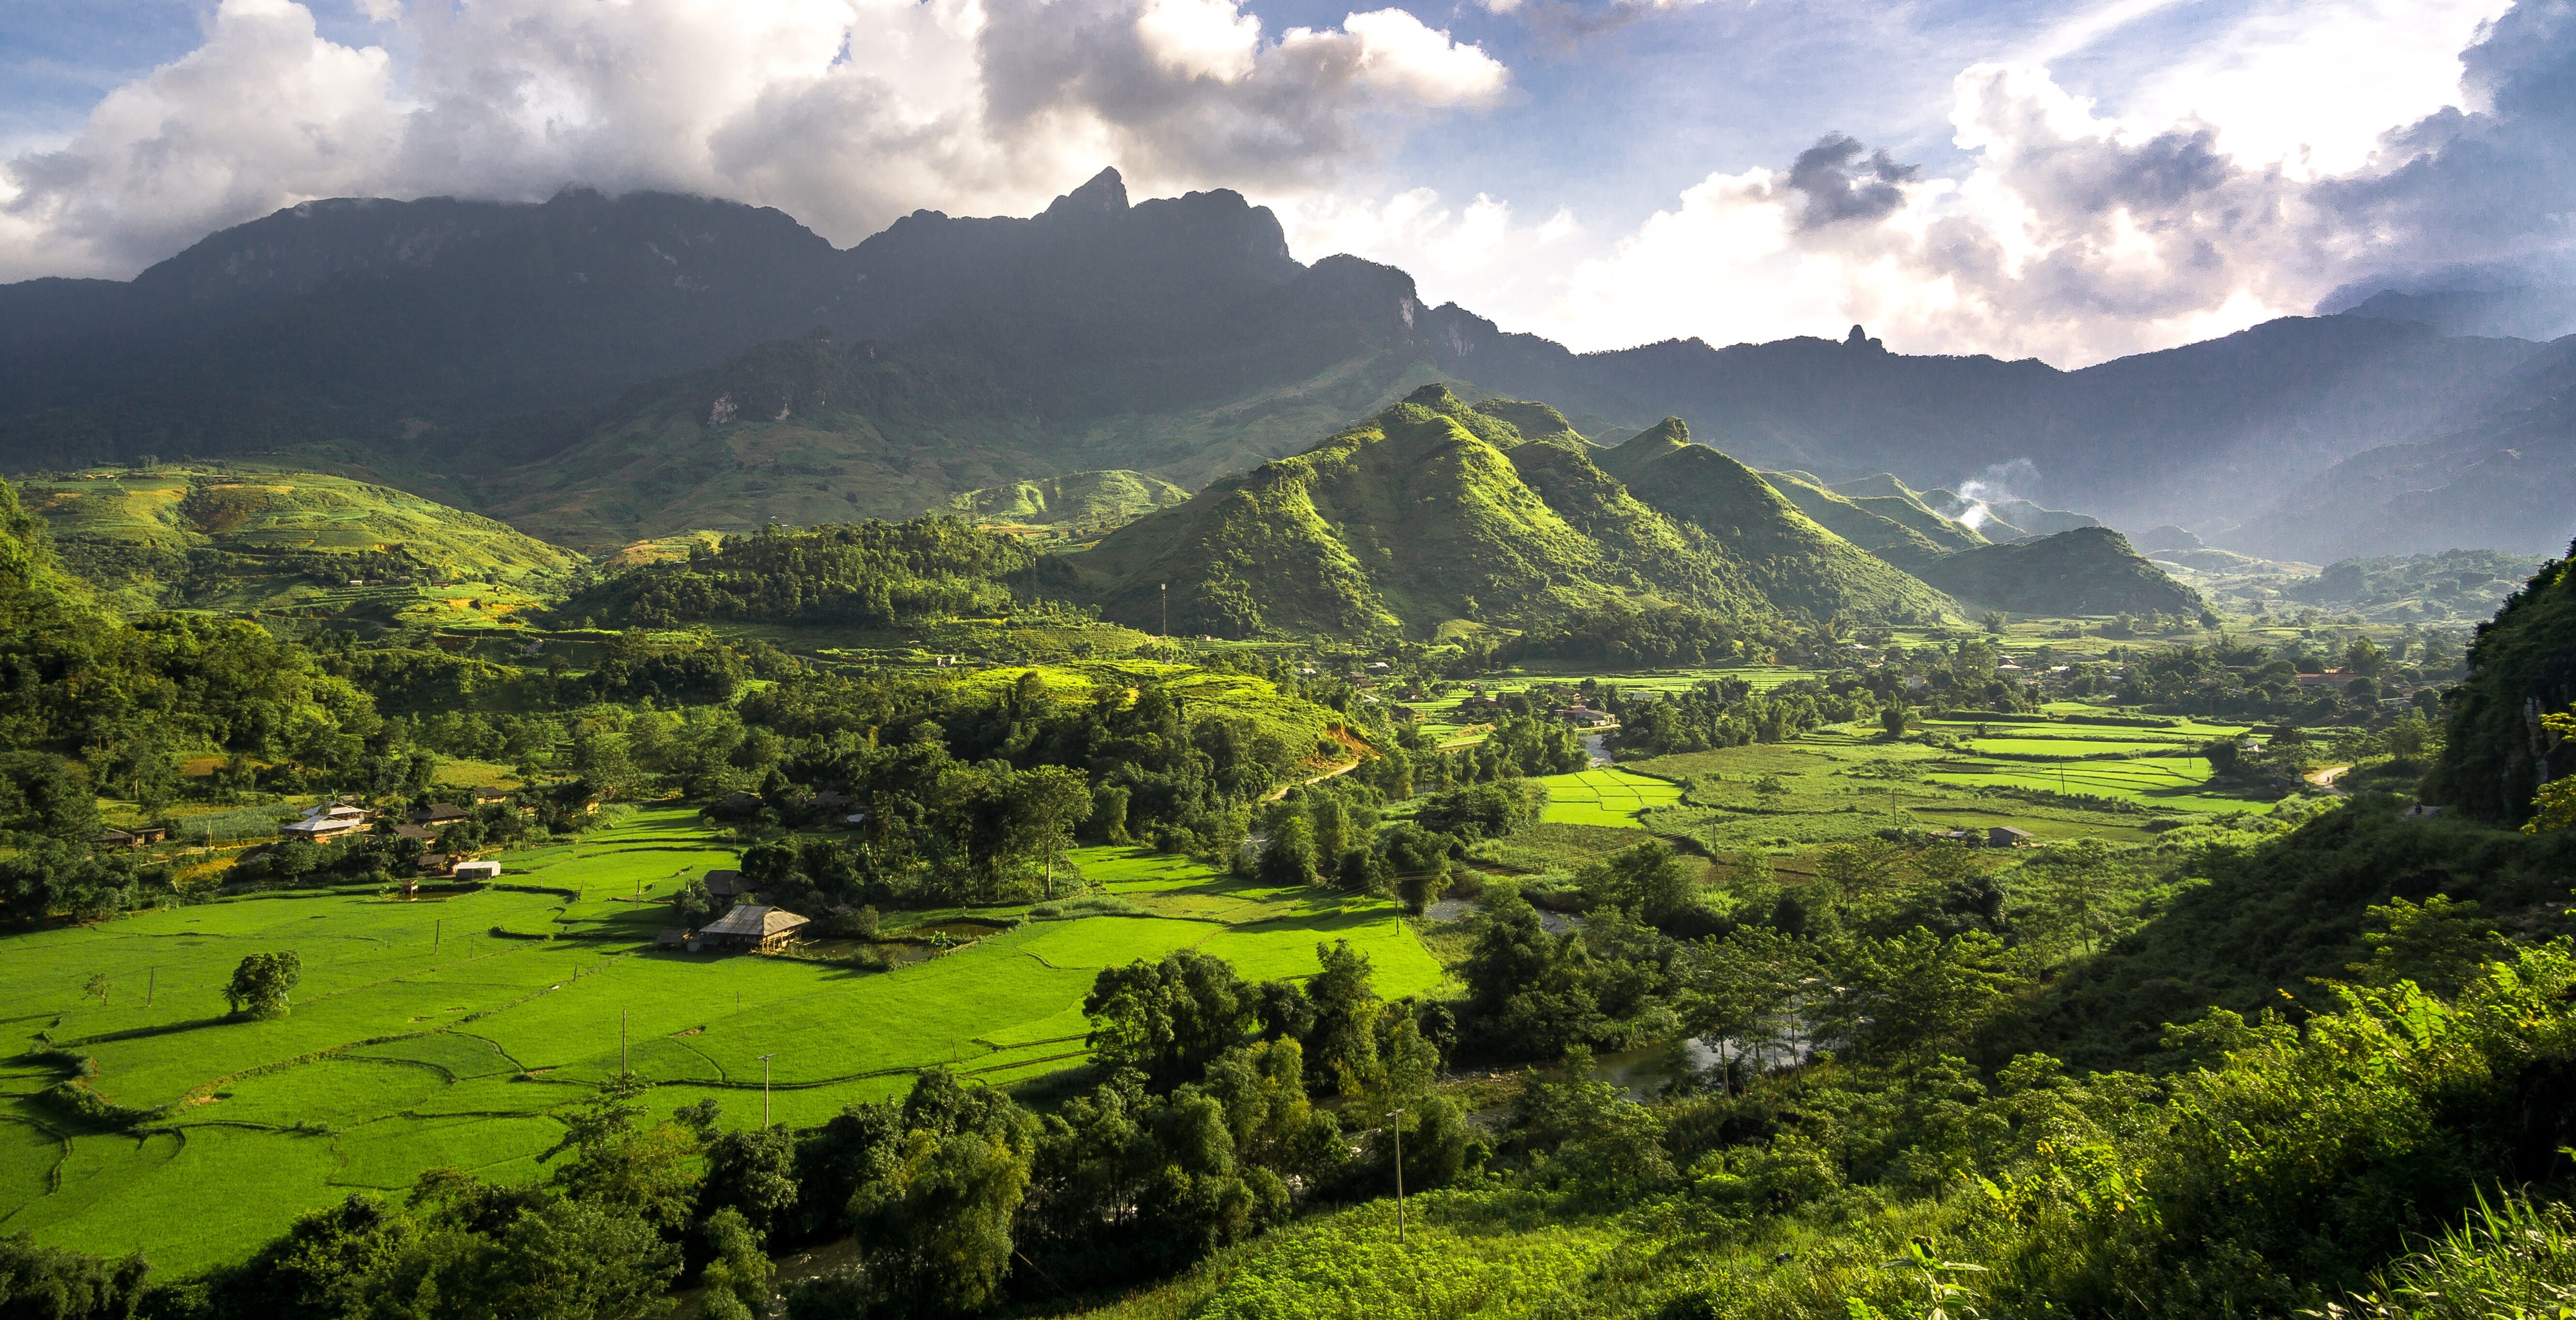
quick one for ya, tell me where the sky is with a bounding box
[0,0,2567,366]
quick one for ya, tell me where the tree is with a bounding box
[850,1081,1037,1315]
[1013,765,1092,898]
[226,951,301,1018]
[1580,842,1695,926]
[1814,839,1902,901]
[697,1207,774,1320]
[1303,941,1381,1096]
[1879,704,1914,739]
[1257,815,1318,888]
[0,1233,148,1319]
[1085,950,1255,1086]
[82,974,110,1007]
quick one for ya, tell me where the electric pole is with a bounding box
[146,967,155,1008]
[1389,1107,1407,1246]
[1160,583,1167,639]
[760,1053,777,1127]
[621,1009,629,1077]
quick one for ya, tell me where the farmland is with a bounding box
[0,809,1440,1275]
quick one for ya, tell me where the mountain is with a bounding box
[2330,284,2576,341]
[1756,471,1971,560]
[1902,527,2204,618]
[1068,387,1952,639]
[1589,419,1957,621]
[20,463,585,617]
[1813,474,1995,551]
[4,169,2564,554]
[2226,341,2576,561]
[946,471,1189,530]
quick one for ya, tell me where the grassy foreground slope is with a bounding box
[20,466,586,616]
[1588,418,1957,622]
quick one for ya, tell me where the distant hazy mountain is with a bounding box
[2227,339,2576,561]
[2,169,2563,554]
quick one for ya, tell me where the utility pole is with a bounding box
[1389,1107,1407,1246]
[146,967,155,1008]
[621,1009,629,1077]
[759,1053,776,1127]
[1160,583,1168,639]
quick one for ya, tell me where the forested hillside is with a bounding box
[553,517,1074,629]
[1071,387,1951,639]
[1906,526,2206,618]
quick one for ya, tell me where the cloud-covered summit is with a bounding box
[0,0,1504,282]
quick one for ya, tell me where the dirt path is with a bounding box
[1264,758,1360,802]
[2307,763,2353,795]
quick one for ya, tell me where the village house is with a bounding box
[284,803,369,840]
[697,904,809,952]
[1551,705,1613,728]
[407,803,470,826]
[702,868,757,900]
[90,826,168,848]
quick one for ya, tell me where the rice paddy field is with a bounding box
[0,810,1440,1276]
[1530,768,1686,828]
[1625,712,2287,856]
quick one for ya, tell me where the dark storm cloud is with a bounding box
[1786,133,1920,229]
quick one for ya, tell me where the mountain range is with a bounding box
[2,168,2569,561]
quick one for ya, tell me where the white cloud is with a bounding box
[1,0,404,277]
[1351,0,2576,366]
[1277,185,1573,307]
[0,0,1507,280]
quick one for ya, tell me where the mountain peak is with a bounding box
[1042,167,1130,221]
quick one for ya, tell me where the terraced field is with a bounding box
[0,812,1439,1276]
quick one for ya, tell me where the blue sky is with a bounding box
[0,0,2551,364]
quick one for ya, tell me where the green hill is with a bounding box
[1070,388,1951,638]
[945,470,1188,530]
[552,516,1072,630]
[2422,543,2576,823]
[1589,420,1958,622]
[1904,526,2205,617]
[1820,474,1996,549]
[20,465,586,622]
[1758,469,1957,559]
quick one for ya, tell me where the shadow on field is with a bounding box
[72,1015,227,1046]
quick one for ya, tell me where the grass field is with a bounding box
[0,815,1441,1276]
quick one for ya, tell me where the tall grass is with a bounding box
[2320,1191,2576,1320]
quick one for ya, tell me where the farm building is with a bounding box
[285,804,369,839]
[703,868,756,899]
[407,803,470,826]
[91,826,167,848]
[451,860,502,881]
[1985,827,2036,847]
[415,854,453,877]
[472,787,511,803]
[698,905,808,952]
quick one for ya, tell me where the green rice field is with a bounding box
[0,812,1440,1276]
[1531,768,1686,828]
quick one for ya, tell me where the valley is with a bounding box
[0,168,2568,1320]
